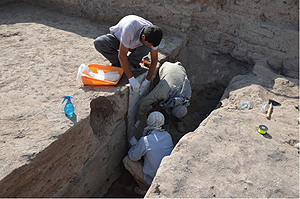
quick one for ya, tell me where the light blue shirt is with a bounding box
[109,15,158,50]
[128,130,174,184]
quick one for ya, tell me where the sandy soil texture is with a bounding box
[0,2,112,180]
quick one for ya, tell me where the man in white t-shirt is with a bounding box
[94,15,163,92]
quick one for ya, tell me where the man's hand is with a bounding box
[128,77,140,92]
[139,79,149,96]
[129,136,137,147]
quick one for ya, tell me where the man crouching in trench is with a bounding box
[123,111,174,195]
[137,61,192,133]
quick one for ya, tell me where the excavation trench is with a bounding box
[0,3,255,198]
[98,43,253,197]
[0,1,298,198]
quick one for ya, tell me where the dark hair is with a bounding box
[143,25,163,47]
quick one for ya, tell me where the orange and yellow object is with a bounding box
[81,64,123,85]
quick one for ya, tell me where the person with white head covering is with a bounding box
[123,111,174,195]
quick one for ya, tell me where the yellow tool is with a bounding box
[266,102,273,119]
[258,125,268,134]
[266,99,281,119]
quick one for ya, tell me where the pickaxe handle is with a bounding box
[266,103,273,119]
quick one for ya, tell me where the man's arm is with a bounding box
[119,42,140,92]
[145,48,158,81]
[119,42,132,79]
[139,48,159,96]
[128,137,147,161]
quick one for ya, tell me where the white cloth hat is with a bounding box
[147,111,165,127]
[172,105,187,119]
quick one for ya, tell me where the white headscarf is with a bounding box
[143,111,165,136]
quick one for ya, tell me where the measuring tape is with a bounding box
[219,108,268,135]
[258,125,268,134]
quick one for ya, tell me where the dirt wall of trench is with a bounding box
[0,3,132,197]
[0,90,129,197]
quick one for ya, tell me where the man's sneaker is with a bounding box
[134,186,147,195]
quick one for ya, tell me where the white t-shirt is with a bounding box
[109,15,158,50]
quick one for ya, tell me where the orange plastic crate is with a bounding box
[81,64,123,85]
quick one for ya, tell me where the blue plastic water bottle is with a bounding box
[62,95,74,117]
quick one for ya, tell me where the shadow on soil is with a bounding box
[102,167,143,198]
